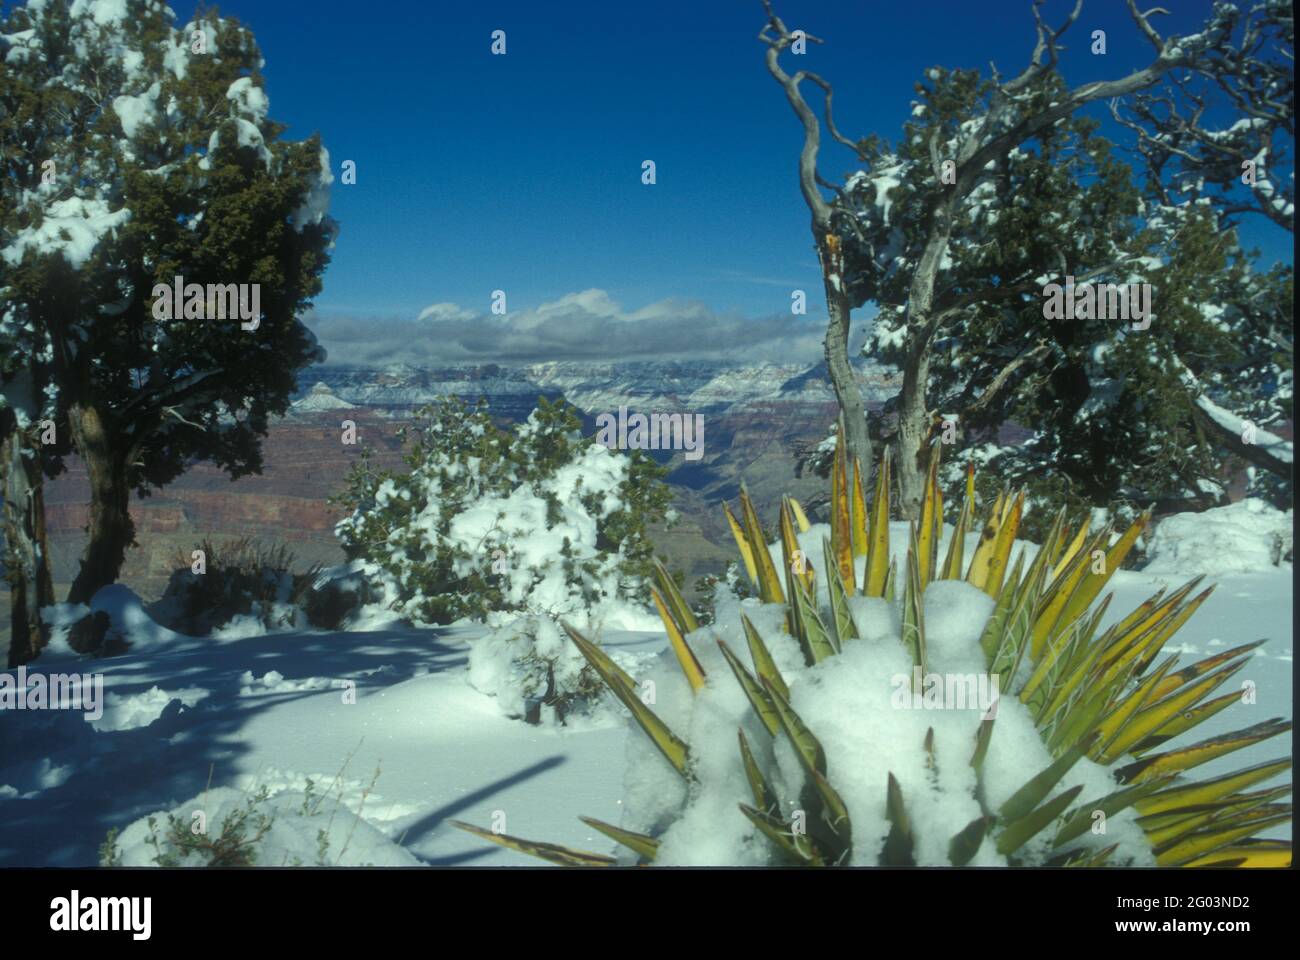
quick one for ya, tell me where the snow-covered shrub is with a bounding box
[467,615,606,725]
[334,397,671,627]
[150,539,318,637]
[336,397,671,724]
[457,445,1289,867]
[102,782,419,867]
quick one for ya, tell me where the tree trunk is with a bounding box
[895,213,953,521]
[895,347,932,520]
[67,403,134,605]
[2,415,56,666]
[818,232,873,477]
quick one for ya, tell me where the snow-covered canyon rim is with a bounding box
[293,359,902,410]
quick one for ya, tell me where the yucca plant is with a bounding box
[454,441,1291,867]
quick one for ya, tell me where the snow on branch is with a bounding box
[1174,355,1293,470]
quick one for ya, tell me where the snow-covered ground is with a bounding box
[0,614,669,866]
[0,504,1291,866]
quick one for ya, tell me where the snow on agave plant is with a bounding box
[454,442,1291,867]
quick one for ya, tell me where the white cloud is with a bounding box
[415,302,474,323]
[310,289,862,366]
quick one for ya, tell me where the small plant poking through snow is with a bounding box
[456,442,1290,867]
[103,765,420,867]
[141,786,276,867]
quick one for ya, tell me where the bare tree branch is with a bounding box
[1127,0,1172,53]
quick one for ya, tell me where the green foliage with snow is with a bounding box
[810,12,1292,518]
[334,396,672,626]
[1,0,338,606]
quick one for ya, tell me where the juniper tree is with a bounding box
[761,0,1293,517]
[863,86,1292,517]
[0,0,335,639]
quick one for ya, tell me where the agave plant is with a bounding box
[454,441,1291,867]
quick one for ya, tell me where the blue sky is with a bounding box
[160,0,1291,364]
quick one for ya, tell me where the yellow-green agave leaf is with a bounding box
[824,536,859,647]
[739,486,786,606]
[916,445,942,588]
[578,817,659,862]
[565,622,691,778]
[1029,524,1113,658]
[1155,812,1293,866]
[941,480,976,582]
[1088,654,1182,758]
[792,575,837,664]
[762,676,826,775]
[449,820,617,867]
[851,457,870,559]
[717,638,779,736]
[1128,685,1259,756]
[1135,758,1292,816]
[999,737,1094,824]
[1053,776,1174,848]
[1147,639,1263,703]
[966,490,1006,593]
[1117,718,1292,783]
[789,497,812,533]
[1182,838,1291,868]
[978,548,1025,664]
[985,489,1024,598]
[1138,790,1291,847]
[1046,511,1151,654]
[781,497,815,596]
[864,446,891,597]
[830,441,855,593]
[724,501,758,586]
[738,728,778,813]
[901,531,928,673]
[996,784,1084,856]
[652,557,699,636]
[1100,656,1254,761]
[739,803,823,865]
[883,772,915,866]
[1051,517,1091,582]
[650,588,706,693]
[740,613,790,701]
[949,815,991,866]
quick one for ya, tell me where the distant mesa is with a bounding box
[292,381,357,412]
